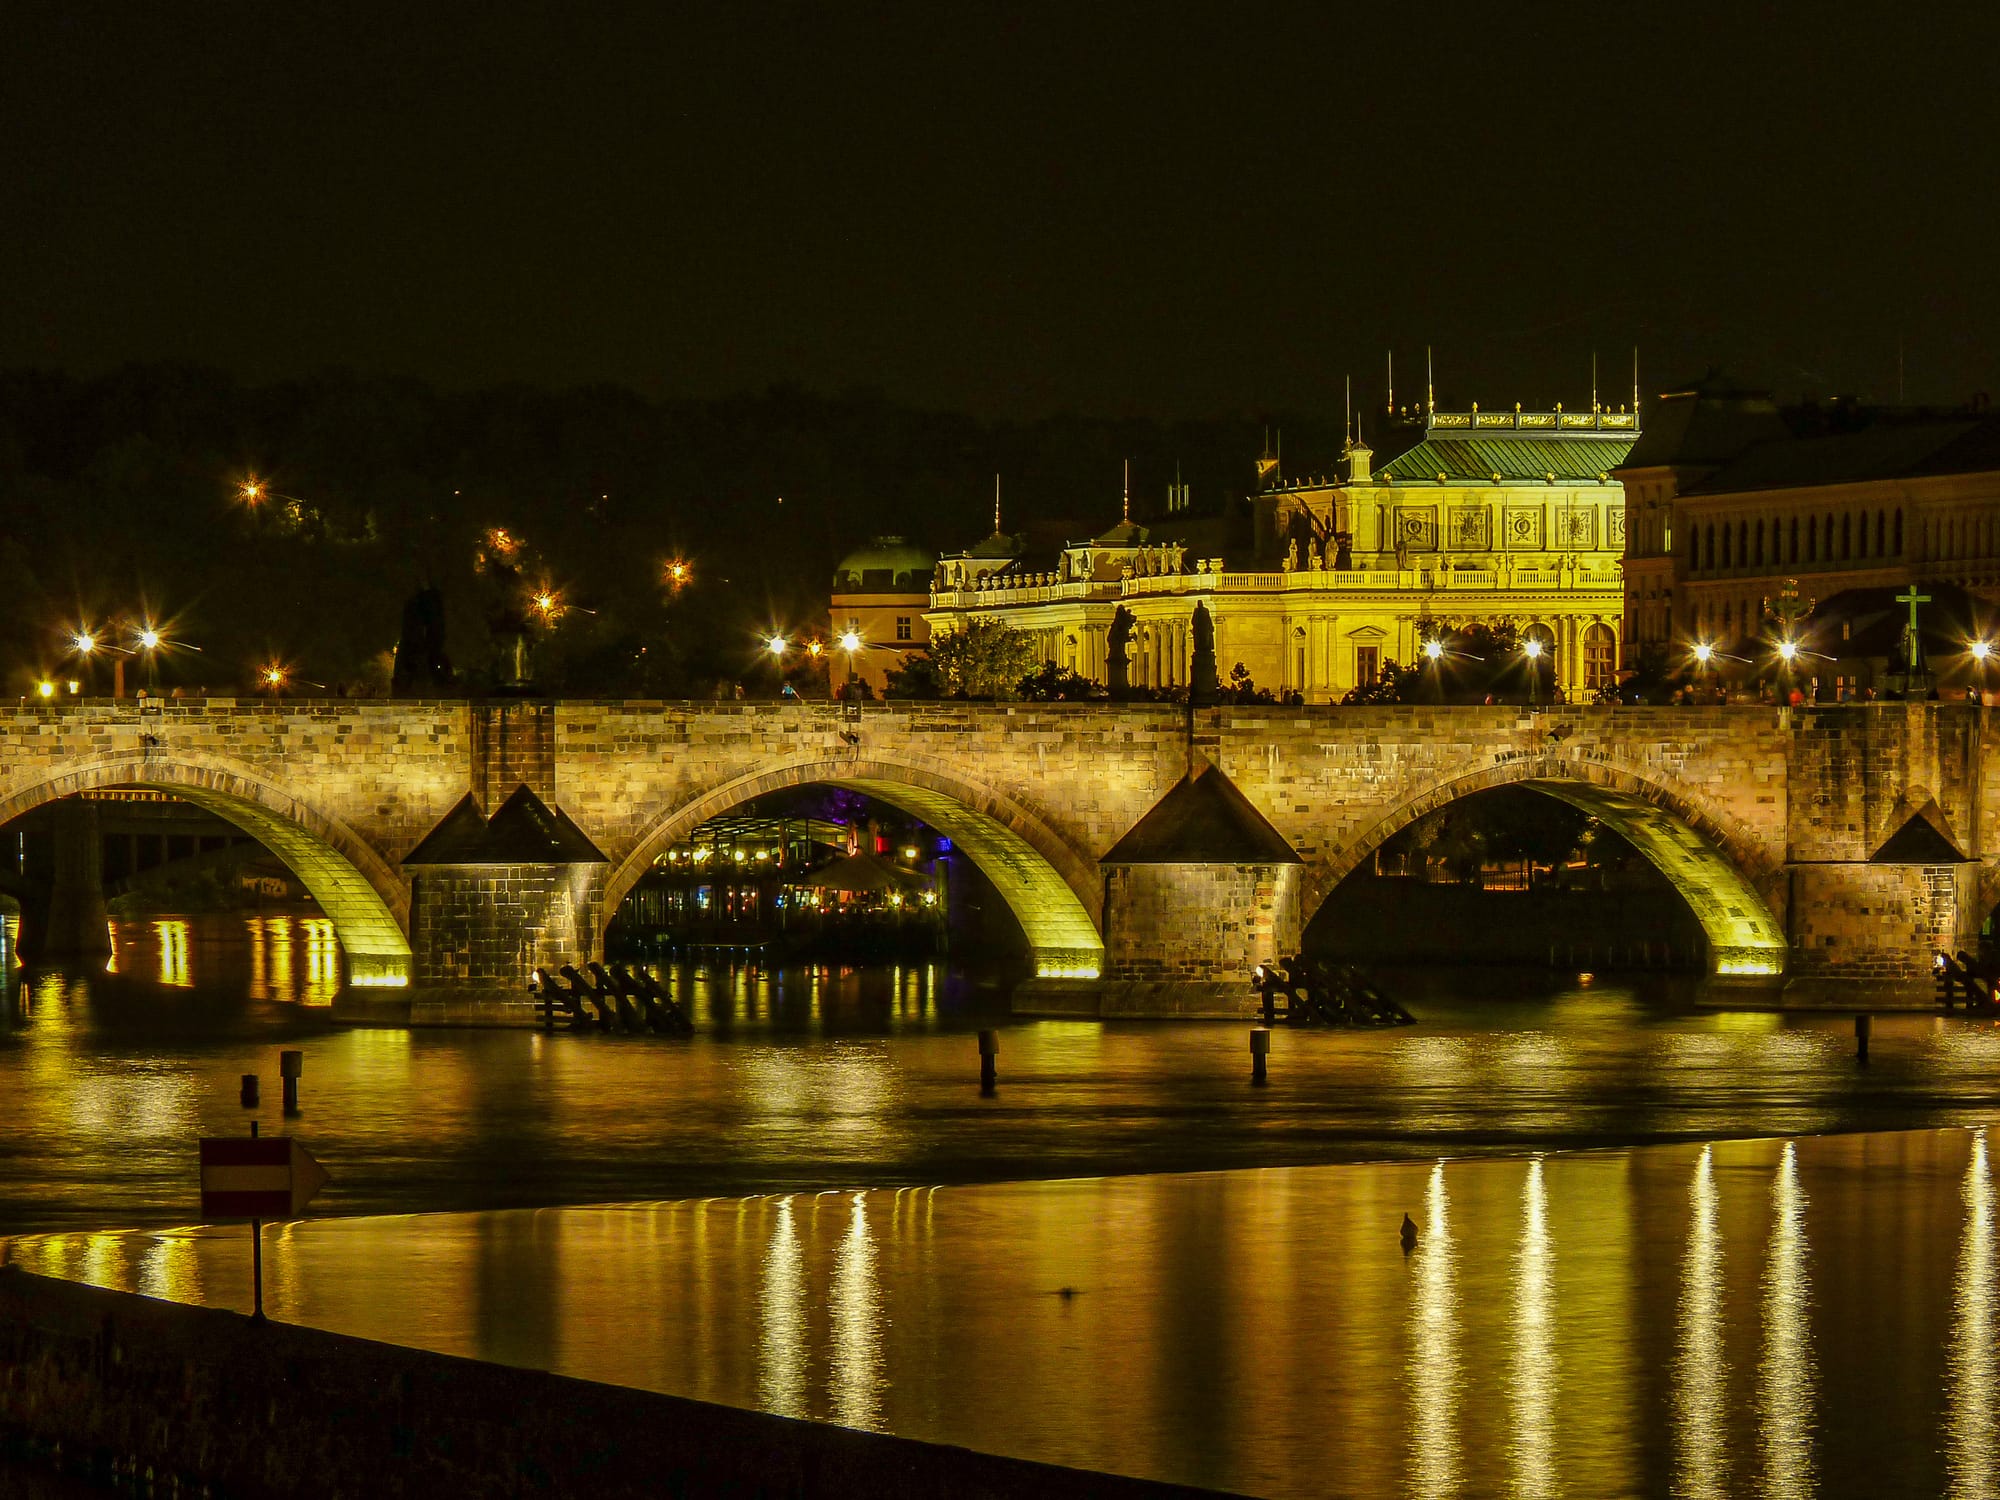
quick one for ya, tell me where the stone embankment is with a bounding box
[0,1267,1216,1499]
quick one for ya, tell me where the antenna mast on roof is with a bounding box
[1386,351,1394,414]
[1426,346,1435,417]
[1632,347,1640,415]
[993,473,1001,534]
[1345,375,1353,449]
[1591,351,1598,412]
[1122,458,1130,523]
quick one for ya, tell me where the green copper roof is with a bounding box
[1378,433,1636,484]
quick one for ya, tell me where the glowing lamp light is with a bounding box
[533,591,558,616]
[72,632,95,655]
[1522,638,1543,660]
[262,665,287,688]
[840,631,862,653]
[137,628,161,651]
[65,680,79,695]
[766,634,786,656]
[1423,639,1444,661]
[1693,642,1714,665]
[35,680,54,699]
[1972,640,1992,662]
[1777,640,1799,662]
[239,479,264,505]
[808,640,823,658]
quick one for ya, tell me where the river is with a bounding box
[3,915,1999,1496]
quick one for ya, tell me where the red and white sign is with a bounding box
[198,1137,330,1220]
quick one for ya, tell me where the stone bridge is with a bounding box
[1,699,1991,1016]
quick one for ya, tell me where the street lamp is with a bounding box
[1522,635,1544,707]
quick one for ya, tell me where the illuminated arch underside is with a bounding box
[829,777,1105,977]
[1523,778,1784,976]
[130,783,411,987]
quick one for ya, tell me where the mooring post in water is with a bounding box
[978,1030,998,1095]
[1855,1013,1871,1064]
[240,1073,258,1108]
[279,1050,302,1114]
[1250,1027,1271,1086]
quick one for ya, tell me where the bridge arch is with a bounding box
[1312,751,1787,977]
[601,755,1106,977]
[0,750,412,986]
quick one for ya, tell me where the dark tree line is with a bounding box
[0,365,1330,698]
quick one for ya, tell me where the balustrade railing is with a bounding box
[931,563,1622,610]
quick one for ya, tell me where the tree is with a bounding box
[929,618,1041,698]
[1018,661,1104,701]
[883,652,943,699]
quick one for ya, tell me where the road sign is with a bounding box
[199,1136,330,1220]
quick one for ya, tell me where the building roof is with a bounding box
[833,536,934,590]
[1101,764,1300,865]
[1377,431,1635,485]
[1619,372,1790,471]
[1681,417,1993,496]
[1091,517,1150,546]
[403,785,608,866]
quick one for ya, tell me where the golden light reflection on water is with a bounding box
[1509,1157,1555,1499]
[153,919,189,986]
[1758,1140,1815,1500]
[10,1133,1999,1498]
[759,1196,807,1418]
[1947,1128,1995,1500]
[830,1191,882,1431]
[1409,1162,1460,1499]
[1674,1144,1728,1499]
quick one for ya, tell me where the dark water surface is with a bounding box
[9,1131,1995,1499]
[1,917,1999,1236]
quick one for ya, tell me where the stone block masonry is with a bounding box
[0,699,1994,1012]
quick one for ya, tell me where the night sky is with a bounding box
[4,4,1996,420]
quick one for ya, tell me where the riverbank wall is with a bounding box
[0,1267,1215,1499]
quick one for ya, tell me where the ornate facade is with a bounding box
[927,406,1635,702]
[1618,376,2000,669]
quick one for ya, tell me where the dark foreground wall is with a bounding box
[0,1268,1218,1499]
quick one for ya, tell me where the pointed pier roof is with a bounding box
[403,785,607,866]
[1101,764,1300,865]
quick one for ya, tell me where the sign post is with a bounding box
[199,1126,329,1321]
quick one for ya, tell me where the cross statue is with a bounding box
[1896,584,1931,687]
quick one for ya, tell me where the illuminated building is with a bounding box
[828,537,932,695]
[1617,374,2000,671]
[927,404,1636,702]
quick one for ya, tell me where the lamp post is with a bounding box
[839,630,862,700]
[1972,638,1992,703]
[766,633,788,699]
[1422,636,1444,703]
[1522,635,1544,707]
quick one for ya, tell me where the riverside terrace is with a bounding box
[0,699,1990,1018]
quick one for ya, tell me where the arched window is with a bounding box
[1894,509,1903,556]
[1739,520,1750,567]
[1755,518,1766,566]
[1583,623,1616,692]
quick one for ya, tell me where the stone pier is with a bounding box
[0,699,1990,1016]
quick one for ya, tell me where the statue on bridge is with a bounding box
[1190,600,1221,705]
[391,586,456,695]
[1107,606,1135,700]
